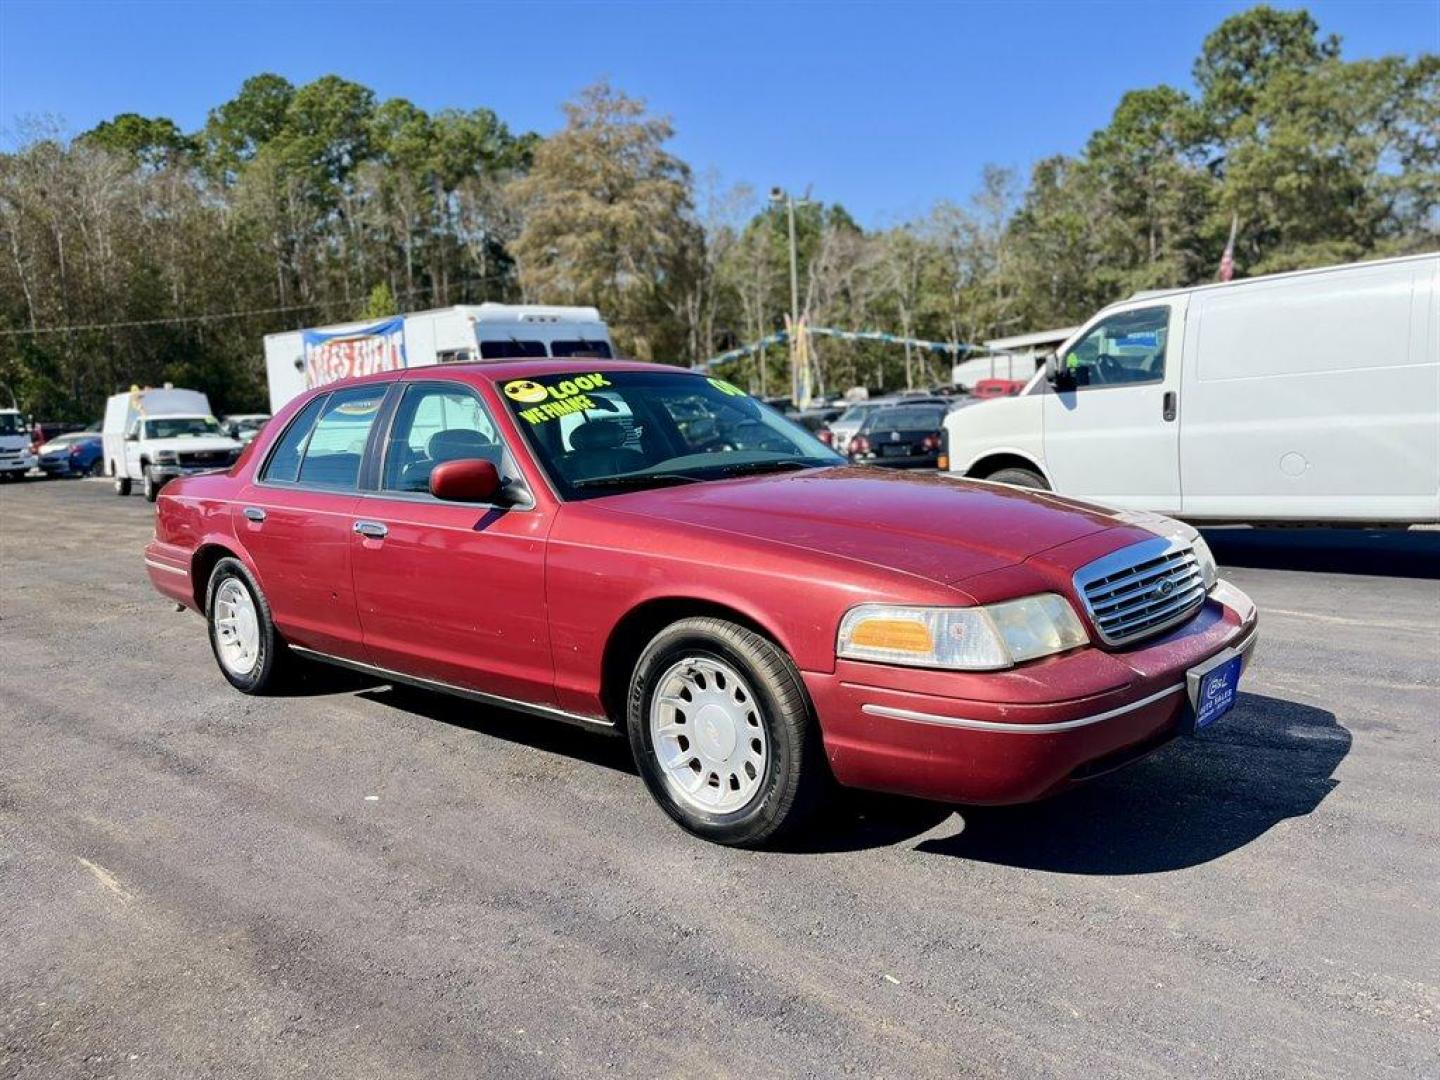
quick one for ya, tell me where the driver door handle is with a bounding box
[1162,391,1177,422]
[353,520,388,540]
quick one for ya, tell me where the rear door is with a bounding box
[235,384,388,659]
[348,379,557,705]
[1041,300,1185,513]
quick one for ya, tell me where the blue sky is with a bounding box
[1,0,1436,226]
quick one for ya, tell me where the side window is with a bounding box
[380,383,518,497]
[260,395,328,484]
[1062,306,1170,389]
[295,387,385,491]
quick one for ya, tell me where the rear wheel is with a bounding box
[206,557,291,694]
[113,470,131,496]
[88,458,105,477]
[986,466,1048,490]
[626,617,828,847]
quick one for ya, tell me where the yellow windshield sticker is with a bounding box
[707,377,745,397]
[503,379,549,404]
[505,373,614,424]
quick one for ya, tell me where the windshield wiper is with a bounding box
[711,459,821,478]
[573,472,703,491]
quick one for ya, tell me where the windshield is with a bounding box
[836,405,872,425]
[0,413,23,436]
[864,406,946,430]
[144,416,223,439]
[499,369,844,499]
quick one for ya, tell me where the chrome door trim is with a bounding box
[288,645,617,732]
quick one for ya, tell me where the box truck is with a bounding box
[942,253,1439,525]
[263,303,613,412]
[102,387,243,501]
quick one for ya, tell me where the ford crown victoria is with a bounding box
[145,360,1258,846]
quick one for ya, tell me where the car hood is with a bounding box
[599,466,1148,586]
[144,436,241,454]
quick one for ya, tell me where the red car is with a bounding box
[145,360,1258,847]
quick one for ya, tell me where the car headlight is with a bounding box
[1191,534,1218,589]
[154,450,178,464]
[838,594,1089,671]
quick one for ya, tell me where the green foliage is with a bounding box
[0,5,1434,418]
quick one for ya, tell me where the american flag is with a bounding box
[1219,214,1238,283]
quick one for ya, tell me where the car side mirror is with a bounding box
[124,432,138,442]
[429,458,502,503]
[1044,352,1075,390]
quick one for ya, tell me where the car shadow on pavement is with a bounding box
[355,683,638,775]
[917,691,1348,874]
[1200,526,1440,579]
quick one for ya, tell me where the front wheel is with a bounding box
[142,466,160,502]
[206,558,291,694]
[626,617,828,847]
[986,466,1049,490]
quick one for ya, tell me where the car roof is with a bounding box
[419,358,682,383]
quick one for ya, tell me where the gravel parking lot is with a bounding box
[2,477,1437,1079]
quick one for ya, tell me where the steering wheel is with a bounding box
[1092,353,1126,384]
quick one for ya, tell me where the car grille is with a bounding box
[178,450,234,467]
[1073,536,1207,646]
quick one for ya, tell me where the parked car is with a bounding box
[37,432,104,477]
[847,404,948,468]
[827,397,951,455]
[146,360,1257,848]
[0,408,36,480]
[223,414,271,444]
[944,253,1439,523]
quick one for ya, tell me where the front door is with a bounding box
[1042,301,1184,513]
[235,384,388,659]
[349,379,557,705]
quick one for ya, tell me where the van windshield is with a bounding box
[0,413,23,436]
[144,417,223,439]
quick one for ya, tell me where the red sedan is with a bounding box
[145,360,1257,847]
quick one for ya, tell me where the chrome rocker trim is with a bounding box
[288,645,618,732]
[144,557,189,577]
[863,625,1259,735]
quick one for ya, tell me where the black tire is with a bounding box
[88,458,105,478]
[205,557,292,694]
[142,465,159,502]
[986,466,1049,490]
[626,617,829,847]
[114,468,131,496]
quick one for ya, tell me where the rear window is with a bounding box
[865,406,945,430]
[549,339,613,358]
[479,339,547,360]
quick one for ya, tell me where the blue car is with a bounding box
[37,433,104,477]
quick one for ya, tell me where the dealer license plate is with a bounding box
[880,444,910,457]
[1183,650,1243,735]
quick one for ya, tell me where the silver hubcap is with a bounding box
[213,577,261,676]
[649,657,768,814]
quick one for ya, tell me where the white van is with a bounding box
[263,303,613,413]
[0,408,36,479]
[943,253,1439,525]
[102,387,243,502]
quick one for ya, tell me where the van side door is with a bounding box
[1041,300,1185,513]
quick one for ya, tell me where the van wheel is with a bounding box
[206,558,291,694]
[987,466,1049,490]
[114,472,131,496]
[626,617,828,847]
[142,466,159,502]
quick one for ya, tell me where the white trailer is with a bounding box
[943,252,1440,525]
[263,303,613,412]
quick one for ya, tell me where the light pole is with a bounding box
[770,186,810,406]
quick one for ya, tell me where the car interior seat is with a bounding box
[559,419,646,481]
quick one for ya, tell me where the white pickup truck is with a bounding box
[0,408,37,480]
[102,387,243,501]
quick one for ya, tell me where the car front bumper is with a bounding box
[803,581,1258,805]
[0,453,36,473]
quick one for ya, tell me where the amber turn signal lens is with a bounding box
[937,454,949,470]
[847,618,934,653]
